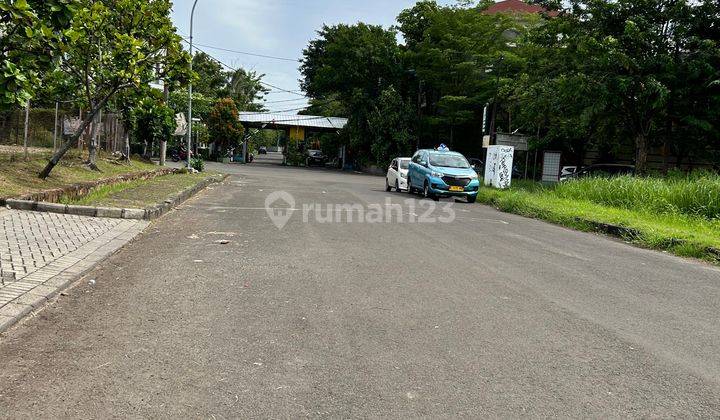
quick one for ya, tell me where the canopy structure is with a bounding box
[237,112,347,132]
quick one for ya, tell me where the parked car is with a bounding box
[561,166,578,177]
[563,164,635,180]
[305,149,326,166]
[407,147,480,203]
[258,146,267,154]
[468,158,484,174]
[386,157,411,192]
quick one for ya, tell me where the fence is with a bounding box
[0,105,128,156]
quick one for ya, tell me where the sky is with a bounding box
[170,0,454,114]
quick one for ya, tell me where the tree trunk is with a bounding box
[635,132,649,175]
[160,140,167,166]
[39,91,117,179]
[87,107,100,171]
[124,132,130,162]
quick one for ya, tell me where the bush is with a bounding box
[284,144,305,166]
[190,157,204,172]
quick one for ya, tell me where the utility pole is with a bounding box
[489,56,503,145]
[23,101,30,160]
[53,101,59,151]
[187,0,199,169]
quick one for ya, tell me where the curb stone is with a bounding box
[3,174,227,221]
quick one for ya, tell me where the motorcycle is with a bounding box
[170,147,192,162]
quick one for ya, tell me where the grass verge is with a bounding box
[0,149,158,199]
[477,183,720,264]
[62,171,218,209]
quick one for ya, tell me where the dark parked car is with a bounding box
[563,164,635,180]
[258,146,267,154]
[305,149,326,166]
[468,158,484,174]
[468,158,523,178]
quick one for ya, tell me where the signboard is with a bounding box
[482,135,491,148]
[173,113,187,137]
[542,151,562,183]
[63,117,82,136]
[484,145,514,189]
[496,133,529,151]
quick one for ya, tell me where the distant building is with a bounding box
[483,0,559,16]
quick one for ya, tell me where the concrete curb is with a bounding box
[2,174,227,221]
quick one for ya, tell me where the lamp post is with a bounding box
[187,0,199,169]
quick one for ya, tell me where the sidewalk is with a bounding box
[0,208,147,332]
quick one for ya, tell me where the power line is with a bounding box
[193,42,300,62]
[185,40,308,97]
[263,97,311,104]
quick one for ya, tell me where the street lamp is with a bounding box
[187,0,199,169]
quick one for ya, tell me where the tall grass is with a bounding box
[551,171,720,220]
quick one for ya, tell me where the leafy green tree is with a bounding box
[207,98,244,156]
[0,0,76,109]
[129,97,176,158]
[368,87,414,165]
[169,89,213,122]
[398,1,541,152]
[515,0,716,173]
[39,0,190,178]
[191,52,227,98]
[300,23,403,162]
[221,68,269,112]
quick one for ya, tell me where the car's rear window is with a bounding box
[399,160,410,169]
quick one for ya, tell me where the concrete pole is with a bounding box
[23,101,30,160]
[187,0,199,169]
[53,101,59,151]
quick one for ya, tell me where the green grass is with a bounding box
[552,172,720,220]
[63,172,218,209]
[0,149,158,199]
[478,175,720,263]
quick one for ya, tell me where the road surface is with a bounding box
[1,159,719,417]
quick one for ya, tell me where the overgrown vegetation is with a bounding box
[300,0,720,171]
[478,174,720,263]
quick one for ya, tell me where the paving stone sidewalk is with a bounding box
[0,208,148,332]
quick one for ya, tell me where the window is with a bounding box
[428,153,470,169]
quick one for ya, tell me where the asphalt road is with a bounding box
[1,158,720,417]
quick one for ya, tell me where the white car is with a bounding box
[385,157,411,191]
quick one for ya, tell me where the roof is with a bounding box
[483,0,559,16]
[237,112,348,131]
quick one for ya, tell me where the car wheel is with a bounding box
[423,182,438,201]
[467,194,477,204]
[386,178,392,192]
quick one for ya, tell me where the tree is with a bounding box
[518,0,708,173]
[0,0,76,110]
[129,97,176,159]
[191,52,227,97]
[207,98,244,156]
[368,87,414,165]
[221,68,269,112]
[300,23,403,162]
[39,0,190,178]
